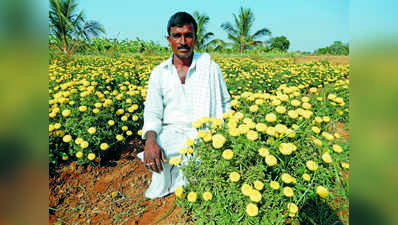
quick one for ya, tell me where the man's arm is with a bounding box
[141,69,165,173]
[216,64,231,113]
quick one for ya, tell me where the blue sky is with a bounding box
[79,0,349,52]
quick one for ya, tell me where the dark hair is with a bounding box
[167,12,197,37]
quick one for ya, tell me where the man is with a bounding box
[138,12,231,199]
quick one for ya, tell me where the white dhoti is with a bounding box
[137,124,197,199]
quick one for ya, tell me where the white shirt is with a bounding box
[142,52,231,139]
[138,52,231,199]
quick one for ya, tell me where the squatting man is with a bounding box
[137,12,231,199]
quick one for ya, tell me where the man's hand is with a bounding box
[144,131,166,173]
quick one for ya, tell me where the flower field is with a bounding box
[49,55,349,224]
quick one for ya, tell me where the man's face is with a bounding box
[167,23,196,59]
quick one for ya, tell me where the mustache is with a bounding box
[177,44,190,50]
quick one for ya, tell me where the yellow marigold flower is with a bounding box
[116,109,124,115]
[332,144,343,153]
[169,157,181,166]
[186,138,195,146]
[302,96,310,102]
[249,190,262,202]
[108,120,115,126]
[187,192,197,202]
[229,172,240,182]
[76,151,83,158]
[95,102,102,108]
[74,137,83,145]
[302,173,311,181]
[212,134,226,149]
[88,127,96,134]
[276,106,286,114]
[81,141,89,149]
[310,87,317,93]
[202,192,212,201]
[79,106,87,112]
[228,127,240,136]
[222,149,233,160]
[126,130,132,136]
[312,126,321,134]
[246,130,258,141]
[250,105,259,112]
[241,184,253,196]
[116,135,124,141]
[302,102,312,110]
[254,181,264,190]
[322,152,332,163]
[283,187,294,197]
[63,135,72,143]
[286,110,298,120]
[62,109,71,117]
[288,203,298,216]
[279,143,292,155]
[100,143,109,150]
[316,96,323,101]
[275,124,287,134]
[302,110,313,119]
[234,112,244,120]
[138,130,143,135]
[313,137,323,146]
[341,162,349,169]
[272,99,281,106]
[179,147,188,155]
[192,120,202,129]
[266,127,276,137]
[132,115,139,121]
[306,160,318,171]
[187,147,194,154]
[323,116,330,122]
[88,153,96,161]
[121,126,128,131]
[334,132,341,139]
[255,99,264,105]
[203,133,212,142]
[322,132,334,141]
[265,113,277,122]
[230,99,240,107]
[281,173,294,183]
[93,108,100,114]
[316,186,329,198]
[291,99,301,107]
[198,130,207,138]
[270,181,280,190]
[121,116,127,121]
[62,155,68,161]
[255,123,267,132]
[258,148,269,157]
[266,155,277,166]
[246,203,259,217]
[175,186,184,198]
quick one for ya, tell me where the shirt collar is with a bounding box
[163,52,200,71]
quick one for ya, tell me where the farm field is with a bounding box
[49,54,349,225]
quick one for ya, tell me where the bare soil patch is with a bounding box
[49,139,191,225]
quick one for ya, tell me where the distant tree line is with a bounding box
[48,0,348,56]
[314,41,349,56]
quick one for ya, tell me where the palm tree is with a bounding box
[193,11,215,52]
[49,0,105,53]
[221,7,271,54]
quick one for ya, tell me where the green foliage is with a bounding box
[49,0,105,53]
[221,7,271,54]
[193,11,215,52]
[270,36,290,52]
[174,58,350,224]
[315,41,349,56]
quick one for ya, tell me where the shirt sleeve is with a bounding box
[141,69,163,139]
[216,64,231,113]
